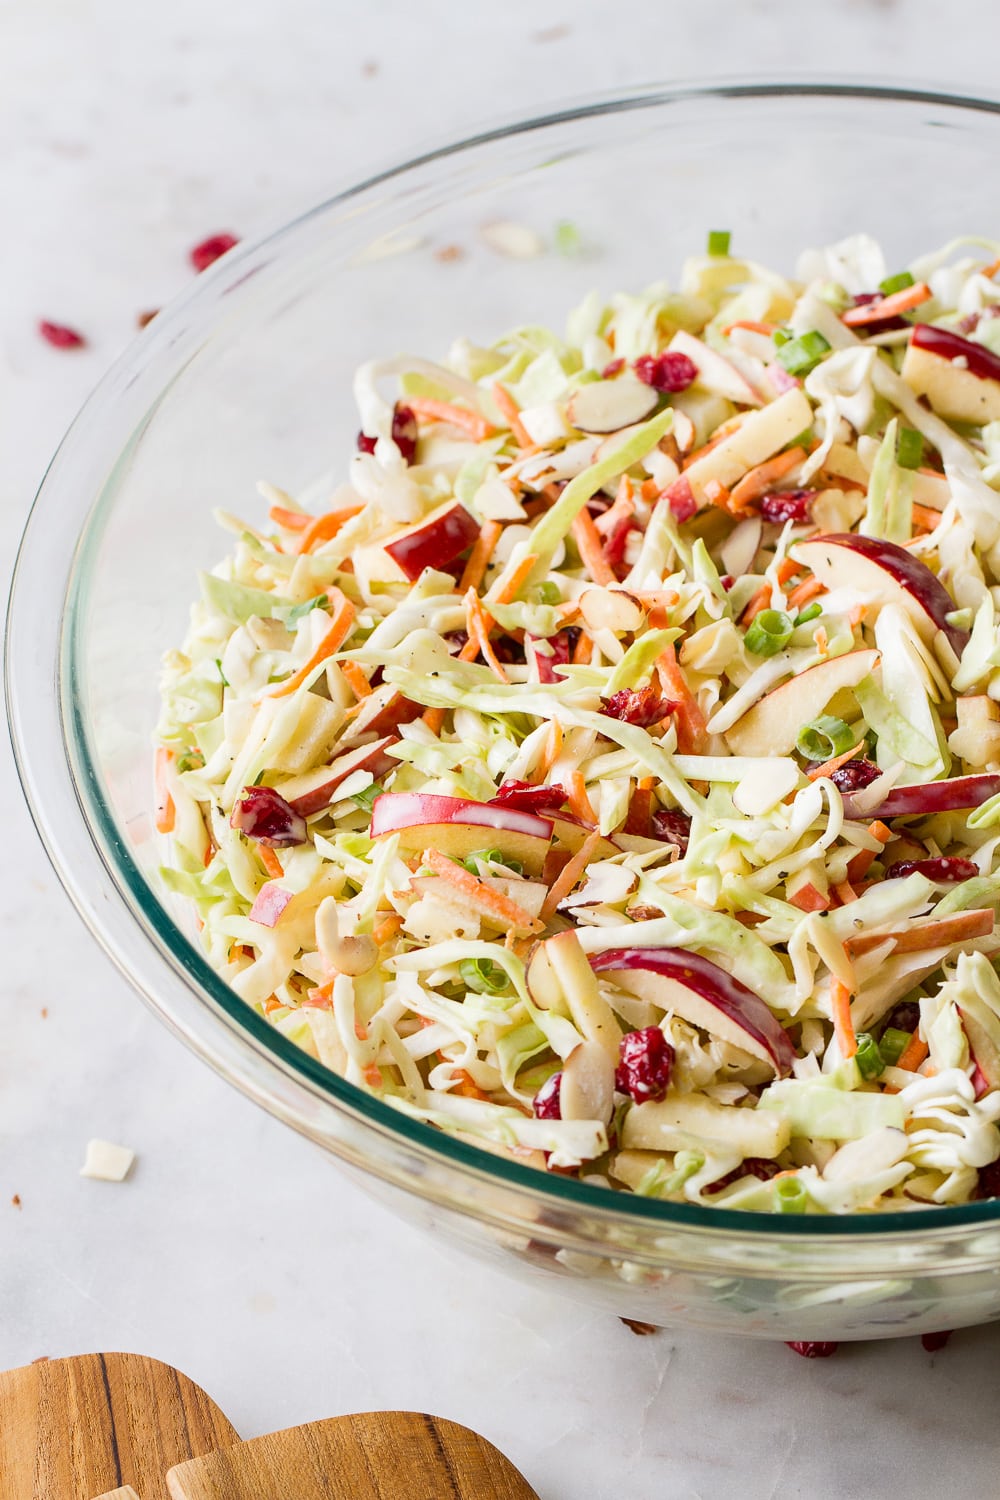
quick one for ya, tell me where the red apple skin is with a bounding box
[842,772,1000,821]
[589,946,797,1075]
[911,323,1000,385]
[793,533,969,656]
[383,501,480,581]
[370,791,554,872]
[282,735,398,817]
[340,684,423,745]
[249,882,294,927]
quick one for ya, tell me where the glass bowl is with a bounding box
[11,81,1000,1342]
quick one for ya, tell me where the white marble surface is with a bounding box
[5,3,1000,1496]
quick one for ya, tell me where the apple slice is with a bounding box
[549,812,619,859]
[792,533,969,656]
[667,386,813,512]
[724,648,879,757]
[248,882,294,928]
[901,324,1000,425]
[339,682,424,744]
[667,330,763,406]
[589,946,796,1075]
[381,499,480,582]
[840,771,1000,821]
[279,735,399,817]
[621,1093,790,1158]
[370,792,553,873]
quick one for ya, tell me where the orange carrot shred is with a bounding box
[566,769,596,824]
[297,504,365,555]
[657,642,708,754]
[491,382,537,451]
[260,847,284,880]
[911,502,942,532]
[786,575,826,611]
[340,659,373,700]
[807,740,866,781]
[571,508,616,585]
[741,584,774,624]
[422,706,447,735]
[269,591,355,697]
[155,747,176,834]
[842,281,932,326]
[269,504,311,531]
[372,912,403,946]
[407,395,495,443]
[729,447,807,513]
[458,519,503,594]
[491,551,540,606]
[423,848,543,933]
[846,820,894,883]
[831,977,857,1059]
[896,1034,930,1072]
[571,632,593,665]
[541,828,603,920]
[465,587,509,683]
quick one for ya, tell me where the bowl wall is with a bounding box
[11,83,1000,1339]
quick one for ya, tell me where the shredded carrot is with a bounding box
[566,770,596,824]
[704,479,733,512]
[842,281,932,326]
[540,828,603,920]
[729,447,807,513]
[807,739,866,782]
[297,504,365,555]
[722,319,777,337]
[303,981,334,1010]
[263,994,286,1015]
[407,395,495,443]
[571,632,593,665]
[846,819,894,883]
[372,912,403,947]
[830,977,857,1059]
[423,848,544,933]
[269,504,311,531]
[833,879,860,906]
[625,778,654,836]
[363,1064,383,1089]
[844,907,994,959]
[657,642,708,754]
[454,1069,491,1101]
[422,706,447,735]
[813,624,829,657]
[980,257,1000,281]
[154,747,176,834]
[269,591,355,697]
[465,588,509,683]
[458,519,503,594]
[260,847,284,880]
[570,508,616,586]
[896,1034,930,1073]
[340,659,373,700]
[536,720,563,779]
[491,382,536,451]
[594,476,634,538]
[741,583,774,624]
[492,551,540,606]
[788,882,830,913]
[786,575,826,611]
[911,502,942,532]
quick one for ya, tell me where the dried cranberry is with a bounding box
[720,574,735,592]
[531,629,575,684]
[921,1330,952,1352]
[491,780,567,814]
[885,856,979,883]
[975,1160,1000,1199]
[759,489,815,524]
[883,1001,921,1036]
[600,687,677,727]
[651,809,692,855]
[634,352,698,393]
[616,1027,675,1102]
[602,512,638,575]
[533,1072,562,1120]
[786,1341,839,1359]
[705,1158,779,1194]
[189,232,240,272]
[602,357,625,378]
[829,758,882,794]
[38,320,86,349]
[357,402,418,464]
[230,786,307,847]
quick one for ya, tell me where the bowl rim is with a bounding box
[10,76,1000,1242]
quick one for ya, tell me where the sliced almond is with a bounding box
[316,896,378,975]
[559,1040,616,1124]
[568,377,658,435]
[578,587,644,634]
[560,862,639,910]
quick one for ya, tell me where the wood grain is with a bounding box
[166,1411,538,1499]
[0,1353,238,1500]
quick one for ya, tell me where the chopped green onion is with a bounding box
[854,1032,885,1081]
[744,609,794,657]
[284,594,328,626]
[215,659,229,687]
[879,270,915,296]
[773,328,792,347]
[895,426,923,470]
[789,427,814,450]
[879,1027,912,1067]
[464,847,523,875]
[460,957,509,995]
[774,1176,808,1214]
[537,580,562,605]
[350,783,382,813]
[554,220,582,257]
[176,749,205,774]
[707,229,731,257]
[796,715,855,761]
[775,330,832,377]
[794,601,823,626]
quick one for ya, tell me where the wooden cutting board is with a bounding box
[0,1353,237,1500]
[165,1411,538,1499]
[0,1353,538,1499]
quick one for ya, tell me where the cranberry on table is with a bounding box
[785,1341,839,1359]
[189,232,240,272]
[38,320,86,349]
